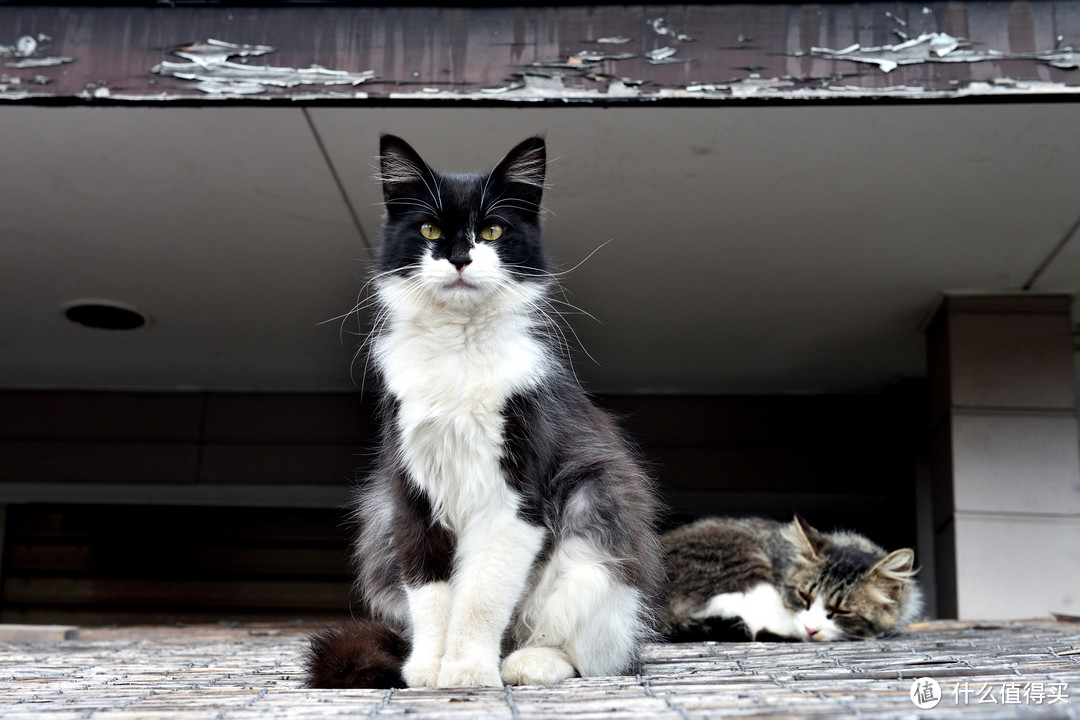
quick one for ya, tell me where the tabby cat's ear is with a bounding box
[378,134,438,209]
[866,548,916,602]
[488,136,546,210]
[788,515,824,557]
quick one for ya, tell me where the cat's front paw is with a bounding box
[501,646,576,686]
[402,656,442,688]
[437,659,502,687]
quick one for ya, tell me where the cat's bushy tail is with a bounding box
[304,620,408,689]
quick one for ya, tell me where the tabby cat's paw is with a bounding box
[437,659,502,687]
[501,646,576,686]
[401,656,442,688]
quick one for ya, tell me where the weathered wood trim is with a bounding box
[2,3,1079,103]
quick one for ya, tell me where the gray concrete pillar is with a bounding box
[926,294,1080,619]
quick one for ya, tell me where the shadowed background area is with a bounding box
[2,1,1080,625]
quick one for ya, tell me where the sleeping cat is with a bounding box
[661,516,922,642]
[305,135,665,689]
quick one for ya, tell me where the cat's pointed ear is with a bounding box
[871,548,915,578]
[488,136,546,209]
[378,134,438,209]
[788,515,824,557]
[866,548,916,602]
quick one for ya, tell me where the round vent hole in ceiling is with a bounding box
[64,301,148,331]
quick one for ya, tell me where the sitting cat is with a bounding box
[660,516,922,642]
[305,135,665,689]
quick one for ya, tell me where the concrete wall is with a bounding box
[926,294,1080,620]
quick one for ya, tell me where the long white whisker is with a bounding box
[327,263,429,392]
[560,238,615,276]
[544,297,602,325]
[385,198,441,216]
[499,239,613,281]
[536,296,600,370]
[491,276,599,379]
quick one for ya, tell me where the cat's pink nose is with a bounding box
[804,626,818,639]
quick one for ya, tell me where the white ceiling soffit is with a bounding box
[2,103,1079,394]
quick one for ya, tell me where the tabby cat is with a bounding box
[305,135,665,689]
[661,516,922,642]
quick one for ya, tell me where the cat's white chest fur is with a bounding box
[691,584,841,641]
[374,273,550,527]
[692,584,797,637]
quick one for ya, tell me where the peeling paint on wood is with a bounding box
[0,3,1078,103]
[802,31,1080,73]
[152,39,376,95]
[0,33,74,73]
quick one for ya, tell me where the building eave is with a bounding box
[2,2,1079,104]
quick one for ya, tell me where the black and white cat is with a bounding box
[305,135,665,689]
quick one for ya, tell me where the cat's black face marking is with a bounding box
[816,545,880,594]
[377,135,549,282]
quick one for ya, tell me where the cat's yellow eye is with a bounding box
[480,224,504,241]
[420,223,442,240]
